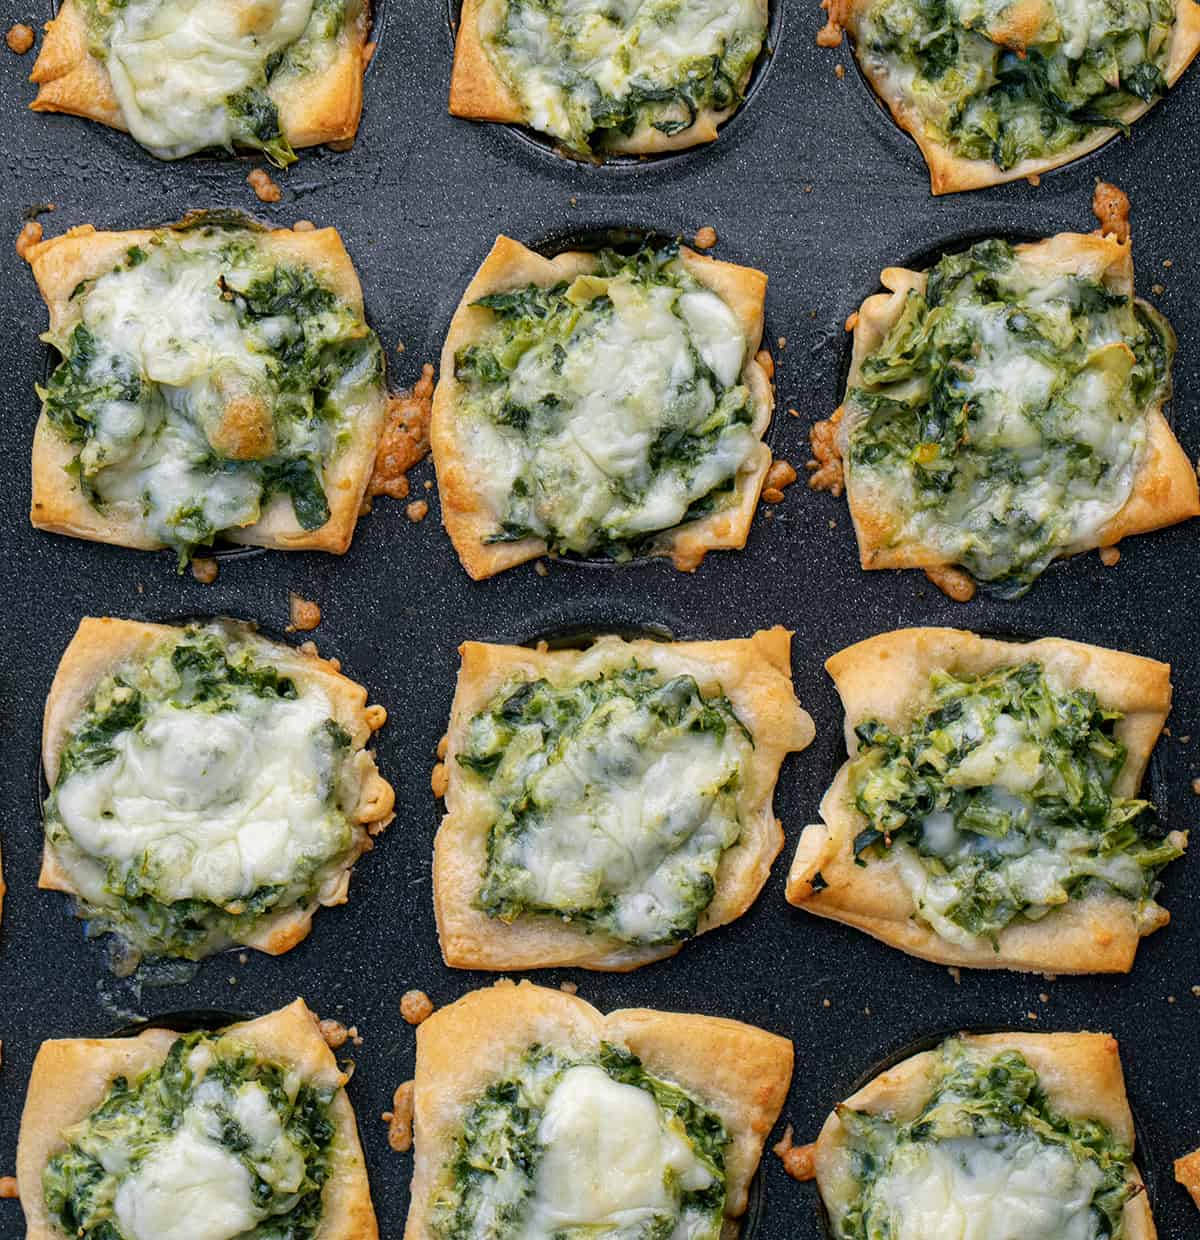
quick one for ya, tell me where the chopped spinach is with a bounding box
[849,661,1181,942]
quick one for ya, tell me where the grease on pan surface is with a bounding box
[787,627,1186,973]
[432,235,774,578]
[29,0,374,164]
[41,617,393,965]
[822,0,1200,192]
[402,979,793,1238]
[435,628,813,971]
[25,214,389,565]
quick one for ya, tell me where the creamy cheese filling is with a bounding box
[44,623,364,958]
[454,249,762,557]
[43,1032,336,1240]
[464,662,752,944]
[844,240,1171,595]
[856,0,1176,170]
[39,224,381,562]
[430,1045,727,1240]
[848,660,1182,945]
[832,1040,1137,1240]
[479,0,767,153]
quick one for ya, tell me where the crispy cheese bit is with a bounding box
[817,0,851,46]
[319,1018,351,1050]
[1176,1150,1200,1207]
[363,364,435,511]
[6,23,34,53]
[1099,545,1121,567]
[560,980,578,994]
[15,219,42,261]
[436,734,449,760]
[0,1176,16,1200]
[190,556,218,585]
[382,1081,415,1153]
[924,564,978,602]
[247,168,282,203]
[400,989,434,1025]
[293,219,316,232]
[405,499,429,522]
[1092,182,1131,244]
[772,1126,818,1182]
[693,226,718,249]
[431,761,449,798]
[287,592,322,632]
[807,410,844,495]
[761,459,799,504]
[844,311,860,331]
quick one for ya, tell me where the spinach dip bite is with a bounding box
[435,628,814,970]
[450,0,769,157]
[787,628,1186,973]
[821,225,1197,599]
[433,236,775,578]
[403,980,793,1240]
[41,617,394,965]
[16,998,379,1240]
[25,216,388,566]
[30,0,373,163]
[815,1032,1156,1240]
[822,0,1200,192]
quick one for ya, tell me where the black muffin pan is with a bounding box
[0,0,1198,1235]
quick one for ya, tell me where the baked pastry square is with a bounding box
[26,216,388,562]
[786,627,1185,973]
[432,235,775,578]
[824,228,1197,598]
[816,1032,1156,1238]
[436,628,814,970]
[30,0,372,163]
[404,979,793,1239]
[17,998,379,1240]
[450,0,768,157]
[42,616,394,962]
[826,0,1200,193]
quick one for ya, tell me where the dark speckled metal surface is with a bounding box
[0,1,1198,1236]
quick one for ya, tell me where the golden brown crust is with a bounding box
[841,0,1200,193]
[17,999,379,1240]
[449,0,766,154]
[1175,1147,1200,1210]
[40,617,394,957]
[403,980,793,1239]
[837,233,1199,575]
[434,629,814,971]
[815,1032,1155,1239]
[26,221,386,555]
[30,0,372,151]
[785,627,1178,974]
[431,235,773,580]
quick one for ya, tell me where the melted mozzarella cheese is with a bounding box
[105,0,315,159]
[867,1135,1107,1240]
[113,1126,256,1240]
[54,685,345,906]
[529,1066,711,1237]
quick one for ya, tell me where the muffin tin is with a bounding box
[1,1,1198,1235]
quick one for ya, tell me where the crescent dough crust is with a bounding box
[16,998,379,1240]
[435,628,814,970]
[26,221,387,555]
[403,979,794,1239]
[786,627,1178,973]
[29,0,372,152]
[815,1031,1156,1239]
[838,232,1199,575]
[449,0,766,155]
[432,235,774,579]
[841,0,1200,193]
[41,617,395,956]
